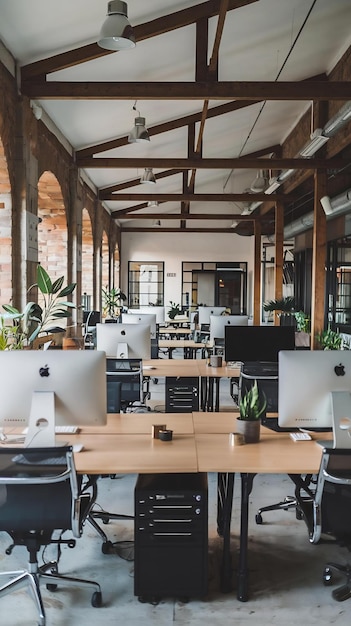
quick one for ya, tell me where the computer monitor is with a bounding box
[198,306,226,326]
[96,323,151,359]
[122,312,157,339]
[83,310,101,327]
[210,315,249,344]
[0,350,107,447]
[224,325,295,363]
[139,306,165,325]
[278,350,351,444]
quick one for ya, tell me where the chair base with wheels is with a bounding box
[255,496,303,524]
[323,559,351,602]
[0,534,101,626]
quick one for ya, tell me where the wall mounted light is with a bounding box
[140,168,156,184]
[98,1,136,51]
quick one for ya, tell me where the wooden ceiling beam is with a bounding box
[99,169,182,194]
[22,80,351,100]
[114,213,260,220]
[79,157,347,169]
[121,226,255,233]
[21,0,257,78]
[102,192,293,202]
[77,100,262,158]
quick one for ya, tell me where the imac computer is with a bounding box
[139,306,165,325]
[0,350,107,447]
[198,306,226,326]
[122,312,157,339]
[210,315,248,344]
[278,350,351,447]
[96,322,151,359]
[224,325,295,363]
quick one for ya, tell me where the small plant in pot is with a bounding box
[236,380,267,443]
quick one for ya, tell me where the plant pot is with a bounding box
[235,417,261,444]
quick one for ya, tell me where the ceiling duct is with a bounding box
[284,187,351,239]
[323,101,351,138]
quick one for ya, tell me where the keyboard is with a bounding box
[21,425,80,435]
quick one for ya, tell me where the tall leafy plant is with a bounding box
[1,265,76,348]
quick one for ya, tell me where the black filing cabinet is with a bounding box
[134,473,208,602]
[165,376,199,412]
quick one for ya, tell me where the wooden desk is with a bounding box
[81,412,194,434]
[64,433,198,475]
[195,429,332,601]
[197,362,240,411]
[143,358,201,378]
[158,339,207,359]
[158,327,192,337]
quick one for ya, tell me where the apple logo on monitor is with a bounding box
[334,363,345,377]
[39,365,50,377]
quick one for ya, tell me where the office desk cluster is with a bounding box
[63,412,329,602]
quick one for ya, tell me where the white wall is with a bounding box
[121,231,255,317]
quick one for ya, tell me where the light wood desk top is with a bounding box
[196,362,240,378]
[195,431,331,475]
[62,433,198,475]
[158,339,206,349]
[143,358,201,377]
[159,328,192,336]
[81,412,194,434]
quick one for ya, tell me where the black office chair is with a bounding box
[0,446,102,626]
[294,447,351,602]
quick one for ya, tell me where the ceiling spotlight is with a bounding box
[128,103,150,143]
[148,200,159,208]
[250,170,268,193]
[152,219,161,227]
[140,168,156,184]
[98,1,136,51]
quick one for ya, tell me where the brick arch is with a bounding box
[82,207,93,310]
[0,135,12,303]
[37,171,67,283]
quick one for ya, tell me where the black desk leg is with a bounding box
[208,378,214,411]
[217,472,235,593]
[214,377,220,412]
[237,473,255,602]
[200,376,208,411]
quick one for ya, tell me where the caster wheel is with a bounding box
[255,513,263,525]
[46,584,58,591]
[102,541,114,554]
[138,596,147,603]
[91,591,102,607]
[323,567,333,585]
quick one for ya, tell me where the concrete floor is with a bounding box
[0,364,350,625]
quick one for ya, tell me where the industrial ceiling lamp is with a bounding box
[140,168,156,184]
[98,1,136,51]
[250,170,268,193]
[147,200,159,207]
[128,103,150,143]
[152,219,161,226]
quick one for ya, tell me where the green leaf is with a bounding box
[37,266,52,294]
[58,283,76,297]
[51,276,64,294]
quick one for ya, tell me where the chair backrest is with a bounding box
[311,448,351,544]
[0,446,82,537]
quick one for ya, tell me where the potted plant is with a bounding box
[316,327,349,350]
[263,296,296,326]
[294,310,310,348]
[102,286,127,319]
[236,380,267,443]
[167,301,182,320]
[1,265,76,349]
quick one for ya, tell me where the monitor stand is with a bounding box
[25,390,62,448]
[317,391,351,449]
[116,342,129,359]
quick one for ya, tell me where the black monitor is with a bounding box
[224,325,295,363]
[83,310,101,327]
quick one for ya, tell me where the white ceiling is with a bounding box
[0,0,351,230]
